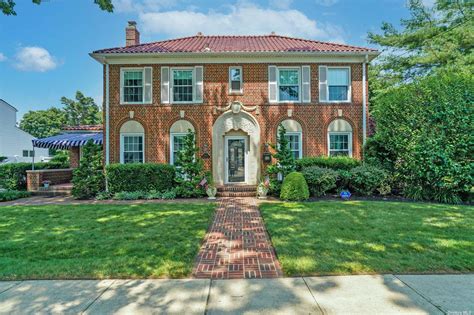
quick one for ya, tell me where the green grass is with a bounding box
[0,203,215,280]
[260,200,474,276]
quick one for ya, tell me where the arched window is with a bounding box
[120,120,145,163]
[280,119,303,159]
[327,119,352,157]
[170,120,195,165]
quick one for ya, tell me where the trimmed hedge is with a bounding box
[0,190,31,202]
[280,172,309,201]
[302,166,339,197]
[296,156,360,171]
[106,163,176,194]
[349,165,388,196]
[0,162,69,190]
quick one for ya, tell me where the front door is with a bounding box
[225,137,246,183]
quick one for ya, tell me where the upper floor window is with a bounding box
[229,66,243,93]
[278,68,300,102]
[172,69,194,103]
[328,68,350,101]
[120,67,152,104]
[319,66,351,103]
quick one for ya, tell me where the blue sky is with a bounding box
[0,0,415,121]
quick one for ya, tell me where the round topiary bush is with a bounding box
[302,166,339,197]
[280,172,309,201]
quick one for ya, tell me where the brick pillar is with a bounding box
[69,147,80,168]
[26,171,42,191]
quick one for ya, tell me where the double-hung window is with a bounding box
[278,68,300,102]
[328,68,350,102]
[328,133,351,156]
[172,69,193,103]
[229,66,243,93]
[170,133,186,165]
[120,67,152,104]
[285,132,302,159]
[22,150,34,157]
[122,135,144,163]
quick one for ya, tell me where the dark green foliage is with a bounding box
[0,190,31,202]
[267,125,297,195]
[0,162,68,190]
[367,71,473,203]
[2,0,113,15]
[72,141,105,199]
[106,163,176,194]
[174,130,206,198]
[112,189,177,201]
[19,107,66,139]
[0,157,7,162]
[280,172,309,201]
[49,150,69,165]
[296,156,361,171]
[349,165,388,196]
[302,166,339,197]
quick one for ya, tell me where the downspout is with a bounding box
[105,62,110,191]
[362,54,368,149]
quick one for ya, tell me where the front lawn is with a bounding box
[260,201,474,276]
[0,203,214,280]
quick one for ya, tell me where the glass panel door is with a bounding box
[227,138,245,183]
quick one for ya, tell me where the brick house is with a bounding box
[90,21,378,186]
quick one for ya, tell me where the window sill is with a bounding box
[120,102,152,105]
[229,91,244,96]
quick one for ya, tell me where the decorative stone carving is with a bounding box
[214,101,260,115]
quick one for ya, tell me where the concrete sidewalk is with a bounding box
[0,274,472,314]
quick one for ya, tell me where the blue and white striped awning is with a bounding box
[32,133,103,150]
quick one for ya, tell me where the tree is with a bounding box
[1,0,113,15]
[72,140,105,199]
[19,107,66,139]
[368,0,473,85]
[61,91,102,126]
[174,130,207,198]
[271,125,296,177]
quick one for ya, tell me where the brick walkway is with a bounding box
[193,197,282,279]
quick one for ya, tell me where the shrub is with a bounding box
[280,172,309,201]
[367,71,473,203]
[0,156,6,163]
[0,190,31,202]
[296,156,360,171]
[72,141,105,199]
[106,163,176,194]
[174,130,207,198]
[349,165,388,196]
[302,166,339,197]
[0,161,68,190]
[113,191,146,200]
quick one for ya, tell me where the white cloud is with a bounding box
[14,46,58,72]
[139,2,345,42]
[269,0,293,9]
[315,0,338,6]
[0,53,6,62]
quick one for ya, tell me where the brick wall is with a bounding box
[69,147,80,168]
[26,169,73,191]
[105,62,369,172]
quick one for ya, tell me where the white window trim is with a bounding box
[229,66,243,94]
[277,66,301,103]
[325,66,352,103]
[327,131,352,157]
[285,131,303,159]
[170,132,187,165]
[120,68,147,105]
[120,133,145,163]
[170,67,195,104]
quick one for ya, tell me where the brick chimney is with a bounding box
[126,21,140,46]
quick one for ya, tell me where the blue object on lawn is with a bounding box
[340,190,351,200]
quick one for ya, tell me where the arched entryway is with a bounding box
[212,110,261,185]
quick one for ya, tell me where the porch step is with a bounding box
[32,183,73,197]
[217,185,256,197]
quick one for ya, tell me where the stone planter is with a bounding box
[206,186,217,200]
[257,185,269,199]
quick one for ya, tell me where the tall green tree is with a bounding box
[72,140,105,199]
[1,0,113,15]
[60,91,102,126]
[19,107,66,139]
[368,0,473,93]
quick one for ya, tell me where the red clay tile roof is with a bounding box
[62,125,103,131]
[93,35,377,54]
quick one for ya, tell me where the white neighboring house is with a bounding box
[0,99,50,163]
